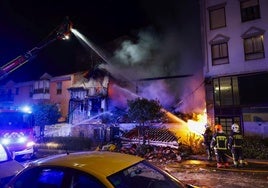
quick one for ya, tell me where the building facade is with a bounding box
[0,70,110,125]
[200,0,268,137]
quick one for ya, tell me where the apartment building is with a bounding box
[0,80,35,110]
[0,70,109,125]
[200,0,268,137]
[0,73,72,121]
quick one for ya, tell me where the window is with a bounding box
[241,26,265,60]
[238,73,268,105]
[219,77,233,106]
[216,117,235,135]
[10,167,106,188]
[213,77,240,107]
[71,173,105,188]
[210,34,229,65]
[211,43,229,65]
[244,35,264,60]
[108,161,183,188]
[34,80,50,94]
[208,4,226,30]
[240,0,260,22]
[12,168,64,188]
[56,82,62,95]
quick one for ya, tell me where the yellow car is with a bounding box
[5,151,197,188]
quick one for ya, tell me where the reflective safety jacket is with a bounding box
[210,132,228,150]
[228,132,243,148]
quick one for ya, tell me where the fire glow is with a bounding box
[187,111,207,135]
[165,110,207,137]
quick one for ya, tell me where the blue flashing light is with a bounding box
[21,105,32,114]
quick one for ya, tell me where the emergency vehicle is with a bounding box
[0,17,72,159]
[0,107,35,159]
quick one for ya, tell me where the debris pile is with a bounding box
[99,126,195,163]
[101,143,185,163]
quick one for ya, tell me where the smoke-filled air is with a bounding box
[100,25,205,114]
[75,1,206,115]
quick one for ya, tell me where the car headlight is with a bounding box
[26,141,35,147]
[1,138,10,145]
[18,136,27,143]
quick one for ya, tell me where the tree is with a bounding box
[32,103,61,137]
[127,98,166,144]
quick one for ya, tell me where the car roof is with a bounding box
[29,151,143,177]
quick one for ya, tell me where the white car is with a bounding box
[0,144,24,187]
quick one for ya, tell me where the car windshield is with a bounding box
[107,160,187,188]
[0,112,32,130]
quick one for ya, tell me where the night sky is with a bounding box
[0,0,204,112]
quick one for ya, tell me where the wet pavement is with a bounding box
[25,150,268,188]
[154,155,268,188]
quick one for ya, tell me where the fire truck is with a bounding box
[0,17,72,159]
[0,108,35,159]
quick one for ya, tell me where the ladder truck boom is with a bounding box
[0,17,72,80]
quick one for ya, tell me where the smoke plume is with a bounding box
[101,1,206,114]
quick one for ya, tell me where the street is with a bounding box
[156,156,268,188]
[21,151,268,188]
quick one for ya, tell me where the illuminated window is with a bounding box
[210,34,229,65]
[208,3,226,30]
[242,27,265,60]
[219,77,233,106]
[240,0,260,22]
[213,77,240,107]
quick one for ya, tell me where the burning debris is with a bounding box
[99,125,197,163]
[100,143,185,164]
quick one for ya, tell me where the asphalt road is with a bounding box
[155,155,268,188]
[21,151,268,188]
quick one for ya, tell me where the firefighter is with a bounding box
[202,123,213,161]
[228,123,245,168]
[210,124,229,168]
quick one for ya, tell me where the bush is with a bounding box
[37,136,93,151]
[243,136,268,160]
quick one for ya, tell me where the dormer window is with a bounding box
[210,34,230,65]
[241,27,265,60]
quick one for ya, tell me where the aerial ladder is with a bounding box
[0,17,72,80]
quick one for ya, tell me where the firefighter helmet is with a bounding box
[231,123,240,133]
[214,124,222,132]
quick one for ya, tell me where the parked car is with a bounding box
[0,144,24,187]
[5,151,198,188]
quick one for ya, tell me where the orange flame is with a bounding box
[187,110,207,135]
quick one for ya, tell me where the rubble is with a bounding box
[101,143,184,163]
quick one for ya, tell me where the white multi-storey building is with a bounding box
[200,0,268,137]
